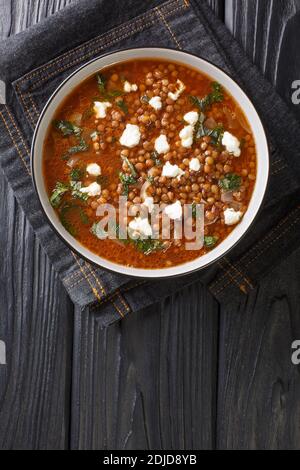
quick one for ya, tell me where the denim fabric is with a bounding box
[0,0,300,326]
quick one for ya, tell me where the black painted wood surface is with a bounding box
[0,0,299,450]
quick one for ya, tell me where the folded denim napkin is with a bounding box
[0,0,300,326]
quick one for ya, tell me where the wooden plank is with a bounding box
[71,284,219,450]
[217,0,300,450]
[0,0,76,449]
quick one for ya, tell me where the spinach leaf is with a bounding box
[49,182,69,208]
[194,113,224,147]
[204,236,219,248]
[53,120,82,137]
[218,173,242,191]
[96,73,124,100]
[189,82,224,112]
[59,203,78,236]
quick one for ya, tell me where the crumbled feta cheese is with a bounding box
[119,124,141,148]
[154,134,170,154]
[124,81,138,93]
[222,131,241,157]
[143,197,154,214]
[184,111,199,126]
[149,96,162,111]
[86,163,101,177]
[224,208,243,225]
[189,158,201,172]
[80,182,101,197]
[168,79,186,101]
[128,216,153,239]
[164,201,183,220]
[179,125,194,148]
[162,161,185,179]
[93,101,112,119]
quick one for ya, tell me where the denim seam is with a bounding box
[89,280,147,312]
[211,206,300,296]
[0,108,31,175]
[156,7,182,50]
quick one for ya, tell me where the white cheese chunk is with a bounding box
[168,79,186,101]
[80,182,101,197]
[124,81,138,93]
[154,134,170,154]
[222,131,241,157]
[184,111,199,126]
[164,201,183,220]
[93,101,112,119]
[149,96,162,110]
[128,216,153,239]
[119,124,141,148]
[86,163,101,177]
[189,158,201,172]
[143,197,154,214]
[162,161,185,179]
[224,208,243,225]
[179,125,194,148]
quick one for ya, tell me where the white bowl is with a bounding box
[32,47,269,278]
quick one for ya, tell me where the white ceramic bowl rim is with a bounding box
[32,47,269,279]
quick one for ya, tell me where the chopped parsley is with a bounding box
[189,82,224,112]
[194,113,224,146]
[204,236,219,248]
[218,173,242,191]
[130,237,164,255]
[53,120,82,137]
[119,172,137,195]
[70,167,84,181]
[151,150,162,167]
[50,182,69,208]
[116,99,128,114]
[96,73,124,100]
[121,155,137,177]
[70,181,89,202]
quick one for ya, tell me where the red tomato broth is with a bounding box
[43,59,256,269]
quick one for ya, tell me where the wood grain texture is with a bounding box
[71,284,219,450]
[216,0,300,450]
[0,0,76,450]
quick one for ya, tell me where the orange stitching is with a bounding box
[5,106,31,154]
[115,290,131,313]
[83,261,106,297]
[0,109,31,175]
[89,280,146,311]
[19,2,184,91]
[212,209,300,296]
[219,257,254,290]
[210,206,300,291]
[15,85,38,126]
[64,270,83,284]
[156,7,182,50]
[83,261,126,317]
[71,252,102,301]
[182,0,189,7]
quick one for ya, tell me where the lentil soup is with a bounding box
[43,59,257,269]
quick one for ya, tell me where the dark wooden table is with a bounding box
[0,0,300,450]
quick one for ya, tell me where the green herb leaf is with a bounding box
[116,99,128,114]
[204,236,219,248]
[189,82,224,112]
[79,208,90,224]
[49,182,69,208]
[194,114,224,147]
[130,237,164,255]
[151,150,162,167]
[96,73,124,100]
[70,167,84,181]
[119,172,137,195]
[218,173,242,191]
[96,74,106,94]
[53,120,82,137]
[67,137,89,155]
[70,181,89,202]
[121,155,137,177]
